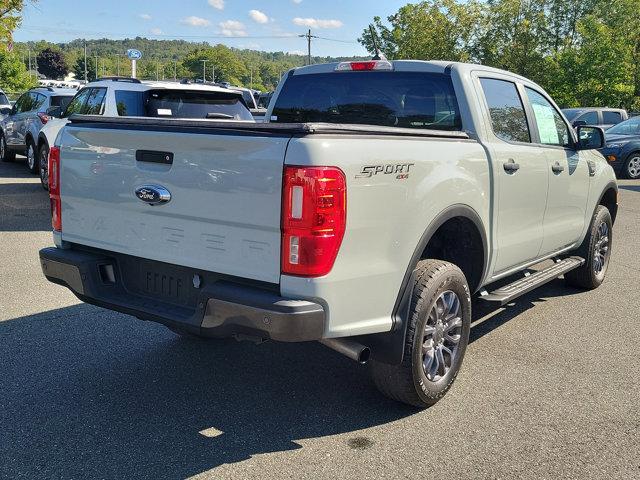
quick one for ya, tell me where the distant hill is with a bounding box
[13,38,368,90]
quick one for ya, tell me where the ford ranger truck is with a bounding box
[39,60,618,407]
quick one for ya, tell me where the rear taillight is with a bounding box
[282,166,346,277]
[37,112,49,124]
[48,146,61,231]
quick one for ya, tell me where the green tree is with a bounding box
[0,50,35,91]
[0,0,36,44]
[72,55,97,82]
[36,47,68,79]
[359,1,484,61]
[182,45,248,85]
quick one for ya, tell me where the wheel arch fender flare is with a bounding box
[355,204,488,365]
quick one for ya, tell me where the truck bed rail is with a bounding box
[68,114,471,139]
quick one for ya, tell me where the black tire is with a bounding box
[623,152,640,179]
[38,142,49,191]
[370,259,471,407]
[565,205,612,290]
[26,139,38,174]
[0,132,15,162]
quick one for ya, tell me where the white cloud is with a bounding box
[208,0,224,10]
[150,28,163,35]
[249,10,269,24]
[219,20,248,37]
[292,17,343,29]
[139,13,151,20]
[288,50,306,55]
[181,16,211,27]
[292,0,303,4]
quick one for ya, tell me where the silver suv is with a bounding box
[0,87,76,172]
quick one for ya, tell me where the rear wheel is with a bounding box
[0,132,15,162]
[370,259,471,407]
[624,153,640,179]
[565,205,612,290]
[26,140,38,174]
[38,143,49,190]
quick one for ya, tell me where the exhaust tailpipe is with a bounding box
[320,338,371,364]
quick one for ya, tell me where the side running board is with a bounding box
[479,256,585,305]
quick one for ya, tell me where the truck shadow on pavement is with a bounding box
[0,278,582,479]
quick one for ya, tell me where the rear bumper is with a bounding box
[39,246,325,342]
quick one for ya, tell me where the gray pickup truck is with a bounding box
[40,60,617,407]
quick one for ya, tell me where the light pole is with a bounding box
[84,43,88,82]
[200,59,208,82]
[174,60,177,81]
[212,64,215,83]
[115,54,123,77]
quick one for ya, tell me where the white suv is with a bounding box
[37,77,252,189]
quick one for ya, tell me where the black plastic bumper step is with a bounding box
[479,256,585,305]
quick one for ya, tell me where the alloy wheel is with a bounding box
[27,144,35,170]
[593,221,610,277]
[422,290,463,382]
[627,156,640,178]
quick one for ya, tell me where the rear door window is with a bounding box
[271,71,461,130]
[576,111,598,124]
[603,111,622,124]
[0,92,9,105]
[64,88,92,116]
[480,78,530,143]
[82,88,107,115]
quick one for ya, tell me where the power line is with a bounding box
[17,25,358,44]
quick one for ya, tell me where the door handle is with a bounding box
[503,159,520,173]
[551,162,565,174]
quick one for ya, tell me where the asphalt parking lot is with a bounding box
[1,157,638,480]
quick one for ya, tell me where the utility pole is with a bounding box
[84,43,88,82]
[212,65,215,83]
[200,59,208,82]
[250,66,253,88]
[298,29,318,66]
[174,60,177,81]
[156,61,159,81]
[95,54,98,80]
[27,49,31,79]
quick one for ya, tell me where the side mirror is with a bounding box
[0,106,11,115]
[577,125,605,150]
[46,106,63,117]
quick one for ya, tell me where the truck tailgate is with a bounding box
[58,125,289,284]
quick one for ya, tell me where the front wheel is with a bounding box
[38,143,49,191]
[565,205,612,290]
[623,153,640,179]
[370,259,471,408]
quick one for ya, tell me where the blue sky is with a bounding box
[14,0,407,57]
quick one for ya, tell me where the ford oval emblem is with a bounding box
[135,185,171,205]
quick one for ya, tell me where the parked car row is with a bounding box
[0,77,256,189]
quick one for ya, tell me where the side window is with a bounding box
[13,94,29,113]
[577,111,598,125]
[115,90,145,116]
[603,111,622,124]
[480,78,530,143]
[525,87,571,147]
[82,88,107,115]
[64,88,91,117]
[34,93,47,110]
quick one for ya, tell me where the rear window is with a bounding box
[603,111,622,124]
[0,93,9,105]
[50,95,73,108]
[271,71,461,130]
[116,89,253,120]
